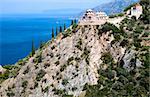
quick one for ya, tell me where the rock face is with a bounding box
[0,25,128,97]
[1,1,149,96]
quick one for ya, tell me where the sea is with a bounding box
[0,17,72,65]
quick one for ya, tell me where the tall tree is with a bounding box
[71,20,74,25]
[74,19,77,24]
[40,41,44,49]
[64,23,66,31]
[52,27,54,38]
[56,26,58,36]
[59,26,62,32]
[31,40,35,56]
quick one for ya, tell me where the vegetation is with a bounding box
[139,0,150,24]
[109,13,124,18]
[101,52,113,65]
[60,26,63,32]
[62,79,69,85]
[56,27,58,36]
[52,27,55,38]
[36,69,46,81]
[22,80,28,88]
[100,23,121,34]
[124,3,136,12]
[31,40,35,56]
[75,38,82,51]
[64,23,66,31]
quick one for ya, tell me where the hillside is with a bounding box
[0,0,149,97]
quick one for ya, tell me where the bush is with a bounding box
[101,52,113,64]
[36,69,46,81]
[75,39,82,51]
[120,39,129,47]
[101,23,121,34]
[62,79,68,85]
[60,64,67,72]
[22,80,28,88]
[134,26,143,34]
[23,66,29,74]
[109,13,124,18]
[124,3,136,12]
[42,86,49,93]
[55,61,60,66]
[7,92,15,97]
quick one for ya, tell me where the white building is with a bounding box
[126,3,143,19]
[79,9,108,25]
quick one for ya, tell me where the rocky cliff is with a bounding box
[0,0,149,97]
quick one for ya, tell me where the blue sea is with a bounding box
[0,17,72,65]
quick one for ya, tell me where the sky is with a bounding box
[1,0,112,15]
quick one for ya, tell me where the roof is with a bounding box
[86,9,93,12]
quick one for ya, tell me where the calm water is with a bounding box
[0,17,71,65]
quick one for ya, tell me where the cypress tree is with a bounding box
[31,40,35,56]
[40,41,44,49]
[52,27,54,38]
[56,27,58,36]
[59,26,62,32]
[71,20,74,25]
[64,23,66,31]
[74,19,77,24]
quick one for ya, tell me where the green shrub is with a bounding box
[101,23,121,34]
[23,66,29,74]
[134,26,143,34]
[22,80,28,88]
[42,86,49,93]
[36,69,46,81]
[75,39,82,51]
[101,52,113,64]
[7,92,15,97]
[114,34,121,42]
[2,65,15,70]
[62,79,68,85]
[60,64,67,72]
[124,3,136,12]
[34,81,38,89]
[120,39,129,47]
[142,32,149,37]
[55,61,60,66]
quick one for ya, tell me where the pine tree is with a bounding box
[52,27,54,38]
[31,40,35,56]
[59,26,62,32]
[64,23,66,31]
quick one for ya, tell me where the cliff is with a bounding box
[0,0,149,97]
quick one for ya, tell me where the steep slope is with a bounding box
[0,0,149,97]
[93,0,139,15]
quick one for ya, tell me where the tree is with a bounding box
[71,20,74,25]
[74,19,77,24]
[31,40,35,56]
[52,27,54,38]
[56,27,58,36]
[64,23,66,31]
[59,26,62,32]
[40,41,44,49]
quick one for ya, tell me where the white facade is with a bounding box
[127,3,143,19]
[79,9,108,25]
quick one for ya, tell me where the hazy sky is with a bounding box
[1,0,112,14]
